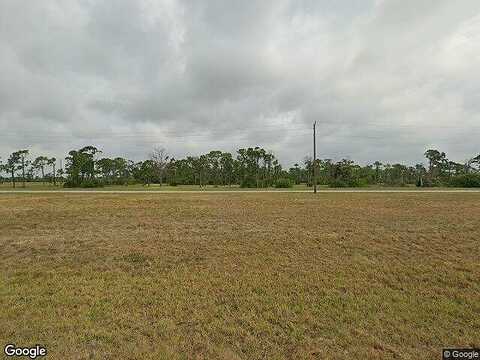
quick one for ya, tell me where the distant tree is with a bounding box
[303,157,313,186]
[254,147,265,188]
[289,163,302,185]
[32,156,49,183]
[329,159,357,187]
[47,158,56,185]
[206,150,222,186]
[424,149,447,178]
[150,147,169,186]
[5,152,21,188]
[272,158,282,184]
[318,159,333,185]
[5,145,479,189]
[140,160,156,186]
[97,158,115,184]
[415,164,426,187]
[373,161,382,183]
[165,158,177,185]
[220,152,234,187]
[467,154,480,173]
[236,147,271,188]
[391,164,407,185]
[197,155,209,187]
[13,150,29,188]
[113,157,129,184]
[262,152,275,187]
[56,168,65,182]
[65,146,101,187]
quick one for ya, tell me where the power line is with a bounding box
[0,121,478,139]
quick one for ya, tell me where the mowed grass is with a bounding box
[0,193,479,359]
[0,182,315,191]
[2,181,472,192]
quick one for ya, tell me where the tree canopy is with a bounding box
[1,146,479,188]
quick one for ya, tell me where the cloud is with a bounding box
[1,0,479,166]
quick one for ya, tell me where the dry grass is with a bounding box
[0,193,479,359]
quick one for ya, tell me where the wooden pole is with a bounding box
[313,121,317,194]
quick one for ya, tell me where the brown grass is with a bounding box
[0,193,479,359]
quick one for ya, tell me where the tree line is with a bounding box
[1,146,479,188]
[0,150,58,188]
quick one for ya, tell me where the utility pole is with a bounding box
[313,121,317,194]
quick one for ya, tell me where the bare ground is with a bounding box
[0,193,479,359]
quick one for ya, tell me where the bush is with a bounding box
[328,179,348,188]
[240,178,256,188]
[328,178,367,188]
[169,181,178,186]
[419,177,446,187]
[63,180,75,188]
[81,179,104,188]
[113,178,129,186]
[356,178,369,187]
[275,178,293,188]
[64,179,104,188]
[449,174,480,188]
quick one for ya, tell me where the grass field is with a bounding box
[1,193,479,359]
[0,182,314,191]
[0,181,477,192]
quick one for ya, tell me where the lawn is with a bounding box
[0,181,476,192]
[0,182,314,191]
[0,193,479,359]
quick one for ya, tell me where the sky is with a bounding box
[1,0,479,167]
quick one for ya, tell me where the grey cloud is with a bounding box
[1,0,480,166]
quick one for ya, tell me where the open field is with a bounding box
[1,193,479,359]
[0,182,315,192]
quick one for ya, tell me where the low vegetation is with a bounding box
[1,147,480,189]
[1,193,479,359]
[274,178,293,188]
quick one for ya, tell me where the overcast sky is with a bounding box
[1,0,479,166]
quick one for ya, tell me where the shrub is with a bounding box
[81,179,104,188]
[169,181,178,187]
[449,174,480,188]
[275,178,293,188]
[63,180,75,188]
[113,178,128,186]
[328,178,366,187]
[240,179,256,188]
[328,179,348,188]
[356,178,369,187]
[420,177,446,187]
[63,178,103,188]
